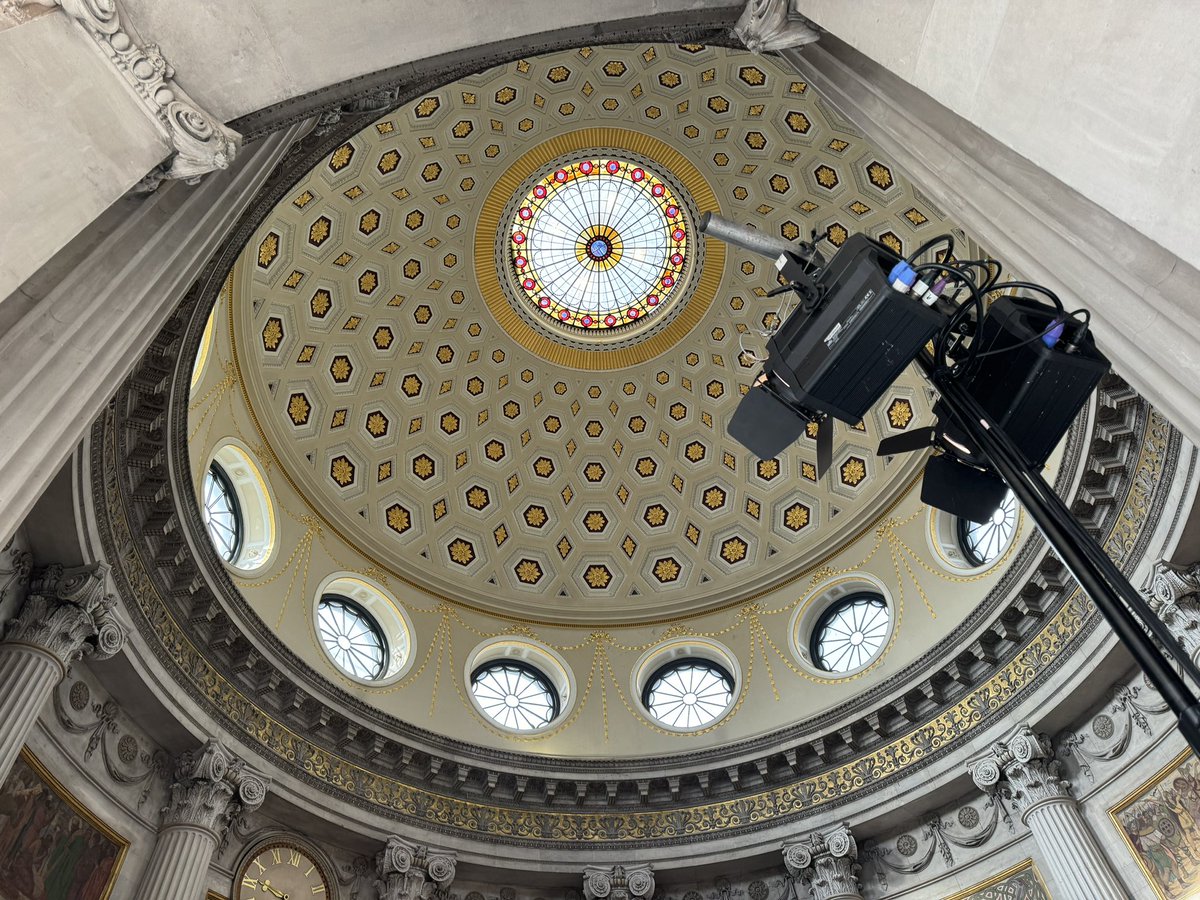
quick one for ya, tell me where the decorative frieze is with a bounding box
[16,0,239,185]
[783,823,863,900]
[375,835,456,900]
[582,864,655,900]
[733,0,820,53]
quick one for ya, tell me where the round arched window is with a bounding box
[201,463,241,563]
[811,593,890,674]
[316,595,388,680]
[642,658,735,729]
[957,490,1018,567]
[470,660,560,731]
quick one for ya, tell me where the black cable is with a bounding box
[906,234,955,265]
[991,279,1064,312]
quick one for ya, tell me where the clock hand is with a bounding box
[260,879,286,899]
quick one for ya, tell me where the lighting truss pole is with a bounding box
[925,356,1200,753]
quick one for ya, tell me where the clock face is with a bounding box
[236,842,330,900]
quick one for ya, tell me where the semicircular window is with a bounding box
[957,490,1018,567]
[201,462,242,563]
[811,593,890,674]
[642,658,735,729]
[316,595,388,680]
[470,660,560,730]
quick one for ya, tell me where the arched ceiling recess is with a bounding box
[220,43,966,625]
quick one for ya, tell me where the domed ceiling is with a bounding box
[188,42,1059,756]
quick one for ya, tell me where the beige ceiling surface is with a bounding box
[227,44,958,624]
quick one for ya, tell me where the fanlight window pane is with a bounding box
[958,490,1018,566]
[811,593,890,674]
[643,659,735,729]
[202,463,241,563]
[317,595,388,680]
[470,661,559,731]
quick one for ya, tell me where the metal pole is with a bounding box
[926,358,1200,752]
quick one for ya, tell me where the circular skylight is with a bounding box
[958,490,1018,566]
[642,659,735,729]
[202,463,241,563]
[508,156,689,334]
[316,595,388,680]
[811,593,890,674]
[470,660,560,730]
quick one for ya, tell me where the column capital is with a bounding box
[733,0,820,54]
[2,562,125,671]
[582,863,655,900]
[161,739,269,838]
[782,822,862,900]
[16,0,239,185]
[969,724,1070,819]
[1147,559,1200,661]
[374,835,456,900]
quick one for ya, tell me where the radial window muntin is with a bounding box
[201,462,242,563]
[642,658,735,730]
[507,155,690,334]
[957,490,1018,567]
[810,592,890,674]
[316,594,389,681]
[470,660,560,731]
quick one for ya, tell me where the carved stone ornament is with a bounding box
[1148,559,1200,661]
[582,864,655,900]
[161,739,269,838]
[968,724,1071,821]
[782,823,862,900]
[2,562,125,669]
[732,0,820,53]
[16,0,239,186]
[375,835,457,900]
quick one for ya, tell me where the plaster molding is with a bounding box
[582,864,655,900]
[732,0,819,53]
[375,835,457,900]
[782,822,862,900]
[17,0,239,186]
[2,562,124,670]
[162,738,269,840]
[969,725,1072,823]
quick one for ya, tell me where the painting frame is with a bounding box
[942,858,1052,900]
[0,746,131,900]
[1109,747,1200,900]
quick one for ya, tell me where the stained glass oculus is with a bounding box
[958,490,1018,566]
[811,593,890,674]
[508,157,689,333]
[470,660,560,730]
[642,658,735,729]
[317,595,388,680]
[202,463,241,563]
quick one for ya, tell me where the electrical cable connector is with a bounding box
[888,260,917,294]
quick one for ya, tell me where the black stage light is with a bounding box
[877,294,1109,520]
[726,232,943,468]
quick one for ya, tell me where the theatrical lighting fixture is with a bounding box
[699,211,1200,755]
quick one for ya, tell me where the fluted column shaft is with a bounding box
[0,642,63,779]
[135,824,218,900]
[1024,798,1125,900]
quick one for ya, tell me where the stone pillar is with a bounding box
[582,864,655,900]
[782,823,863,900]
[0,562,124,782]
[136,740,268,900]
[1148,559,1200,662]
[374,835,456,900]
[969,724,1125,900]
[733,0,820,53]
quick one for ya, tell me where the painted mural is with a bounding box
[1112,750,1200,899]
[0,749,127,900]
[946,860,1052,900]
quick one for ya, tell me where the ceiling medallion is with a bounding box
[475,127,724,371]
[507,156,691,338]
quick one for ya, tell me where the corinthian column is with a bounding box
[0,562,124,782]
[136,740,268,900]
[969,724,1125,900]
[1148,559,1200,662]
[375,836,457,900]
[782,822,863,900]
[581,864,655,900]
